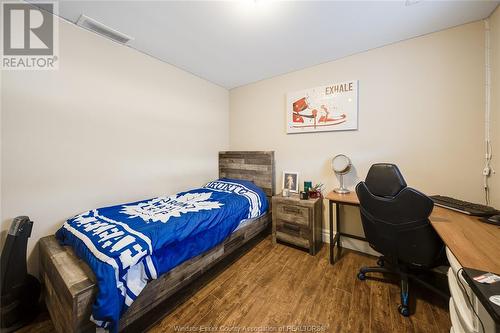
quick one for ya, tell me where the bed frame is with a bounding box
[39,151,275,333]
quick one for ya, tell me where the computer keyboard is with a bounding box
[430,195,500,217]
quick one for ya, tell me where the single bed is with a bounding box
[39,151,275,333]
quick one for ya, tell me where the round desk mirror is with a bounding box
[332,154,352,194]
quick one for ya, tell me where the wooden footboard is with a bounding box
[39,234,97,333]
[39,213,271,333]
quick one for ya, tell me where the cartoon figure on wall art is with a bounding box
[287,80,358,134]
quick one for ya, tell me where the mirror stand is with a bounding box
[334,173,350,194]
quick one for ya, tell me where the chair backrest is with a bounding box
[355,163,444,267]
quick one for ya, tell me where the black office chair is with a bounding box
[355,163,447,316]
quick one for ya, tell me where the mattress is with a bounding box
[55,178,268,332]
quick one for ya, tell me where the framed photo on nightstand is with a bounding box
[282,171,299,193]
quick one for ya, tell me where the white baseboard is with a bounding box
[322,228,380,257]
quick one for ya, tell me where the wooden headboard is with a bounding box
[219,151,275,197]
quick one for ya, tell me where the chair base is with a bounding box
[357,258,449,317]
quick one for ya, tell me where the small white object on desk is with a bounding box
[490,295,500,306]
[473,272,500,284]
[282,189,290,197]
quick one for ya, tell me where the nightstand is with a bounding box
[272,194,323,255]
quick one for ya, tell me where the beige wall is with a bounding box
[489,6,500,208]
[229,21,487,250]
[1,9,496,270]
[1,18,229,272]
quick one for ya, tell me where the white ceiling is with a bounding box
[34,1,499,89]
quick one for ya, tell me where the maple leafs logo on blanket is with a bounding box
[121,192,223,223]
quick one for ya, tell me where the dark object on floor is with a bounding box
[355,163,449,317]
[0,216,41,333]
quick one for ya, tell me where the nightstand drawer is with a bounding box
[275,229,310,249]
[276,219,310,235]
[275,220,310,248]
[275,204,310,226]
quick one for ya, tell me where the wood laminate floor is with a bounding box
[150,236,450,333]
[16,236,450,333]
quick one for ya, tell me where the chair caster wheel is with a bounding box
[377,258,384,267]
[357,272,366,280]
[398,305,410,317]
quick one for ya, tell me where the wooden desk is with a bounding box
[325,191,500,273]
[429,206,500,274]
[325,191,362,264]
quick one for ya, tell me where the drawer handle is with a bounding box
[283,223,300,233]
[283,206,301,214]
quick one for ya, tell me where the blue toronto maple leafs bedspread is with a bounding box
[55,178,268,332]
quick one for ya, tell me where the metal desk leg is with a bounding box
[329,200,334,264]
[336,202,342,256]
[329,200,342,265]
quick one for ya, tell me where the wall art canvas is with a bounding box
[286,80,358,134]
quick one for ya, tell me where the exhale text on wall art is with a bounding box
[286,80,358,134]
